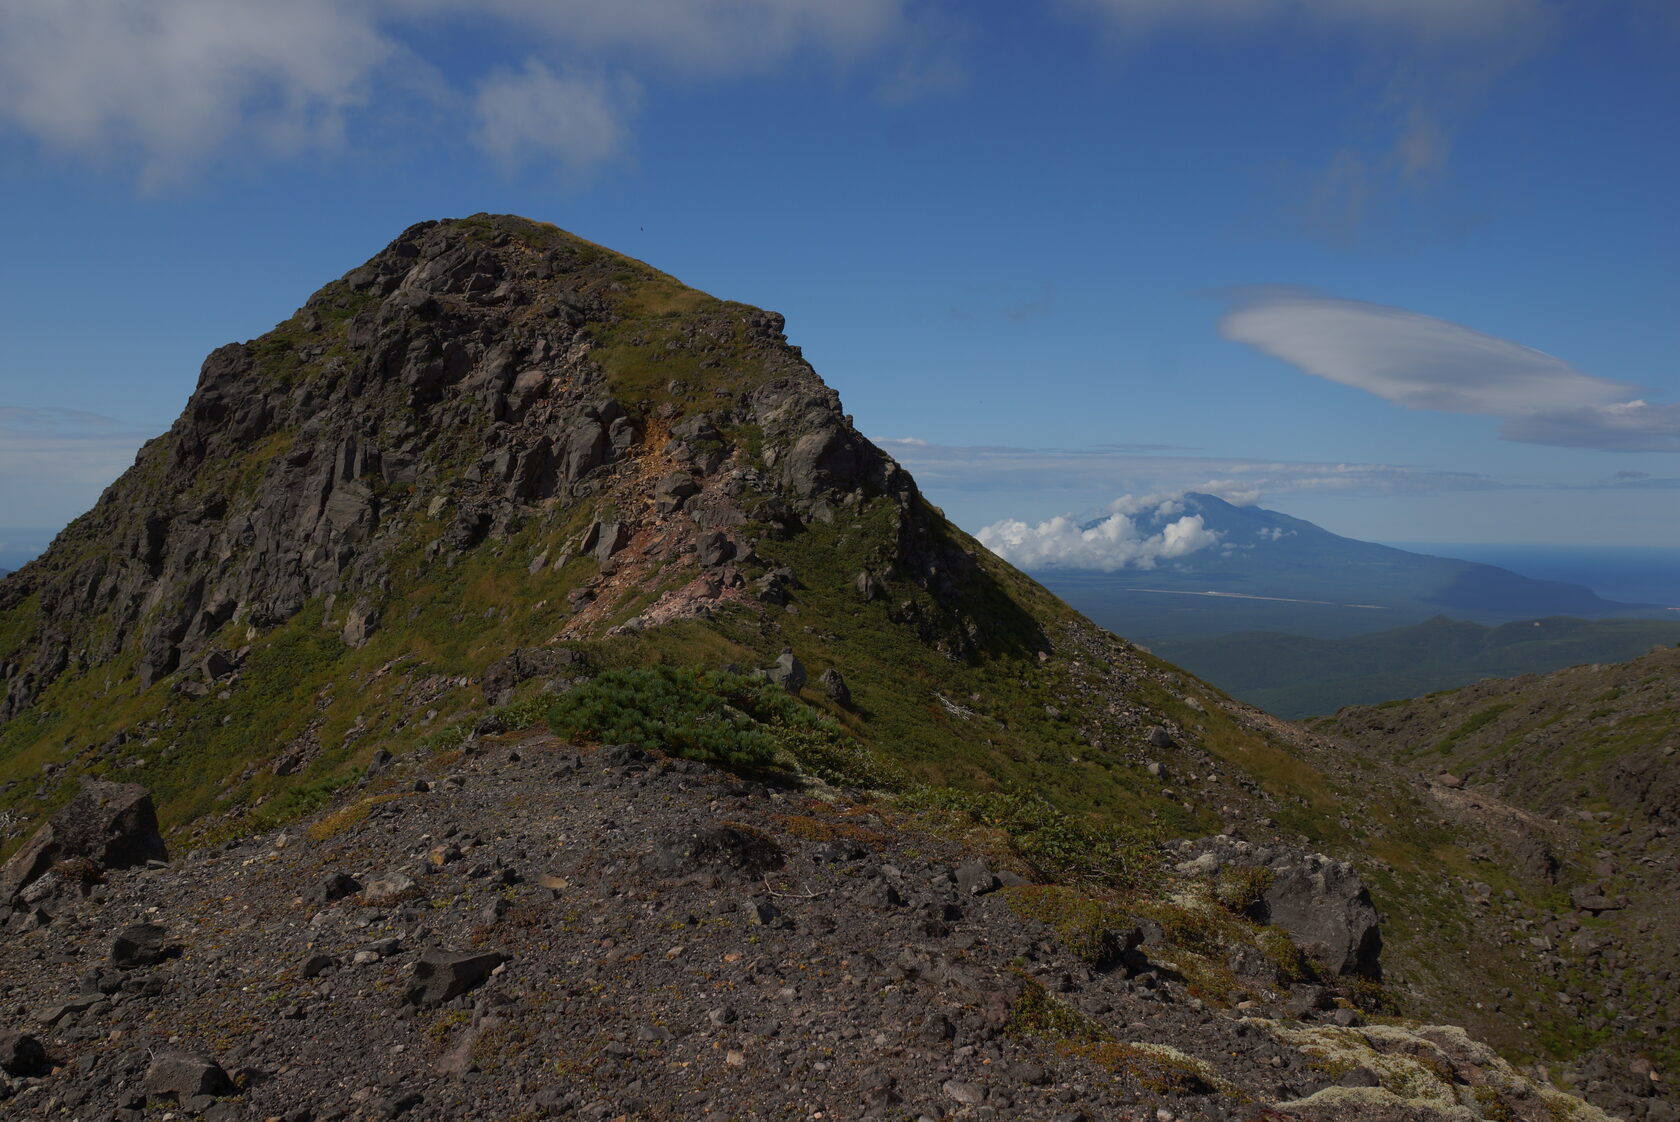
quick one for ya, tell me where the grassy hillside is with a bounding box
[1316,646,1680,1087]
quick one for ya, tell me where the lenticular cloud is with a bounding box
[1218,287,1678,452]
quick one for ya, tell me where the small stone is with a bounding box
[362,873,417,906]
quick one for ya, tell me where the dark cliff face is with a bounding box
[0,215,995,720]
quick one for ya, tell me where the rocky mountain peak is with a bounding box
[0,214,1000,722]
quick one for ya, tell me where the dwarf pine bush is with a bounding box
[546,666,855,774]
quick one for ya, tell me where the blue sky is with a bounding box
[0,0,1676,570]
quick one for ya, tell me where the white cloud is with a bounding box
[473,62,640,170]
[0,0,912,183]
[459,0,907,75]
[1219,288,1679,452]
[978,510,1220,571]
[0,0,389,186]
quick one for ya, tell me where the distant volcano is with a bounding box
[1020,492,1649,637]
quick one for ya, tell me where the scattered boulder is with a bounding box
[308,872,363,905]
[405,949,509,1007]
[1177,836,1382,979]
[0,780,167,904]
[955,857,1000,897]
[342,600,380,647]
[480,646,582,703]
[1252,855,1382,979]
[144,1051,235,1099]
[109,923,170,969]
[1570,884,1622,914]
[0,1031,46,1077]
[696,531,735,568]
[766,652,807,693]
[588,521,631,562]
[652,472,700,514]
[361,873,418,906]
[818,668,851,707]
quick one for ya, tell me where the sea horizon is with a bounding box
[1388,542,1680,609]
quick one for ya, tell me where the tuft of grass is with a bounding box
[305,793,407,843]
[895,785,1162,892]
[1213,864,1275,914]
[1005,974,1111,1043]
[1003,885,1137,968]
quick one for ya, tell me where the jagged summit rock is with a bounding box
[0,215,980,714]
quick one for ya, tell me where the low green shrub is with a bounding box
[895,786,1161,892]
[1214,864,1275,913]
[1003,885,1137,967]
[545,666,863,775]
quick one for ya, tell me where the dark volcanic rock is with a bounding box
[0,1031,47,1077]
[480,646,582,703]
[145,1051,235,1099]
[405,949,510,1007]
[818,668,851,707]
[1176,836,1383,979]
[109,923,170,968]
[1259,854,1383,978]
[0,780,166,903]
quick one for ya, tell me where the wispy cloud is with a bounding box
[0,406,163,525]
[1063,0,1554,40]
[472,62,641,172]
[1065,0,1559,242]
[874,436,1502,500]
[0,0,915,185]
[1218,288,1679,452]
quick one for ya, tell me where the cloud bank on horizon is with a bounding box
[1219,288,1680,453]
[0,407,164,526]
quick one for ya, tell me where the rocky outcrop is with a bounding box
[1174,835,1383,979]
[0,780,166,905]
